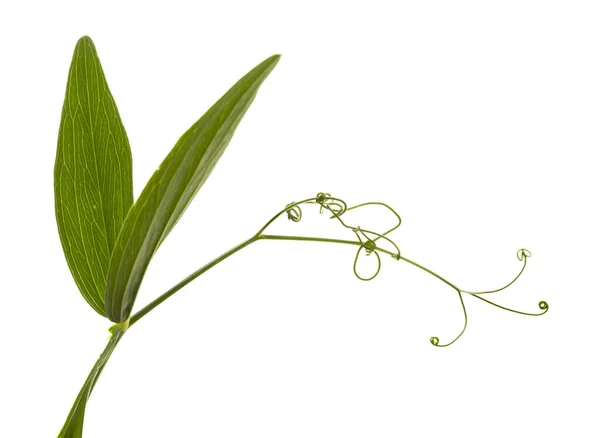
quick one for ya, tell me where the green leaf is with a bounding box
[57,328,125,438]
[104,54,280,323]
[55,36,134,317]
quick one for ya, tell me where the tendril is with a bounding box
[469,294,549,316]
[279,193,402,281]
[425,249,547,346]
[312,192,347,216]
[461,248,531,295]
[351,227,401,260]
[353,245,381,281]
[258,192,548,346]
[346,201,402,237]
[285,202,302,222]
[430,288,468,347]
[349,226,401,280]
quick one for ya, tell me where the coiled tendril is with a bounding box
[285,202,302,222]
[257,192,548,346]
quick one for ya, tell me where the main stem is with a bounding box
[129,235,259,327]
[128,232,458,328]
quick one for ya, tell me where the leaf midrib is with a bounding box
[110,88,252,318]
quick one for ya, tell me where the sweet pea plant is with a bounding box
[55,36,548,437]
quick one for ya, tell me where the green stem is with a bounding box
[129,231,461,327]
[261,234,461,291]
[399,256,461,292]
[129,235,259,327]
[259,234,360,247]
[57,328,126,437]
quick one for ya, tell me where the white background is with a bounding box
[1,1,598,437]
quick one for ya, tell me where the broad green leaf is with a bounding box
[105,54,280,322]
[57,328,125,438]
[55,36,134,317]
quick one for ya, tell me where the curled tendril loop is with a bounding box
[538,301,549,312]
[353,244,382,281]
[430,337,440,346]
[517,248,532,261]
[285,202,302,222]
[315,192,329,205]
[313,192,347,216]
[350,227,401,281]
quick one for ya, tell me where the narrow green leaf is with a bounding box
[57,328,125,438]
[105,55,280,322]
[55,36,134,316]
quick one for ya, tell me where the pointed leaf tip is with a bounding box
[104,54,279,322]
[55,36,133,317]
